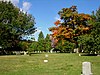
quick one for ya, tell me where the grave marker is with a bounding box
[82,62,93,75]
[45,54,48,58]
[44,60,48,63]
[44,54,48,63]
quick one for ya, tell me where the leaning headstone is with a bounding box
[50,48,54,53]
[82,62,93,75]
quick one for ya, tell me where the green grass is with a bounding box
[0,53,100,75]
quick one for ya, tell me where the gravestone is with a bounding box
[74,48,79,53]
[82,62,93,75]
[50,48,54,53]
[45,54,48,58]
[44,54,48,63]
[44,60,48,62]
[24,51,27,55]
[79,54,81,56]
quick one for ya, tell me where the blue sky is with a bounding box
[4,0,100,40]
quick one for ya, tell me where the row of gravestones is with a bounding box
[44,54,93,75]
[16,51,93,75]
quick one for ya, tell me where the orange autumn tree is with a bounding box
[49,6,93,48]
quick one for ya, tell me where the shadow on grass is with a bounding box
[80,53,98,56]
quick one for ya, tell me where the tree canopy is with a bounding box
[49,6,93,47]
[78,8,100,54]
[0,1,36,49]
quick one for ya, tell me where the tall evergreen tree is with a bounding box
[38,31,45,51]
[96,7,100,22]
[38,31,44,42]
[45,34,52,52]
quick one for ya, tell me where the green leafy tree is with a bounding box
[18,41,29,51]
[29,41,38,51]
[78,7,100,54]
[78,35,94,53]
[28,41,38,55]
[0,1,36,49]
[55,40,74,53]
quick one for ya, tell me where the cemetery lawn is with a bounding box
[0,53,100,75]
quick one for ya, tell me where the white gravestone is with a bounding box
[82,62,93,75]
[45,54,48,58]
[50,48,54,53]
[24,51,27,55]
[44,60,48,62]
[44,54,48,63]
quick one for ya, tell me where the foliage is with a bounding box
[78,8,100,54]
[78,23,100,54]
[27,34,52,53]
[45,34,52,52]
[28,41,38,51]
[0,1,36,49]
[96,7,100,22]
[17,41,29,51]
[55,40,74,53]
[37,31,45,51]
[78,35,94,53]
[49,6,93,47]
[38,31,44,42]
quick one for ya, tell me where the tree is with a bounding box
[0,1,36,49]
[28,41,38,55]
[17,41,29,51]
[78,23,100,54]
[45,34,52,52]
[78,7,100,54]
[55,39,74,53]
[96,7,100,22]
[38,31,45,52]
[49,6,93,51]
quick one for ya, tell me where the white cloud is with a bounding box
[22,1,31,12]
[1,0,31,13]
